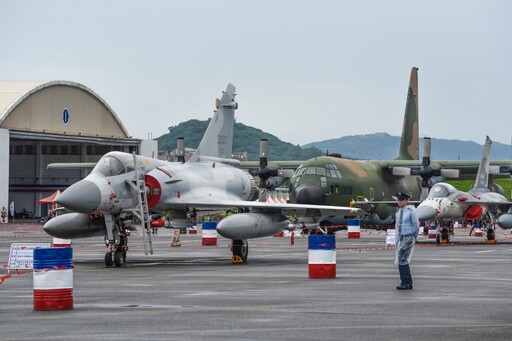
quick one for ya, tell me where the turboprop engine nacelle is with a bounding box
[216,212,289,240]
[497,214,512,229]
[44,213,106,239]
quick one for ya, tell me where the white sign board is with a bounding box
[386,229,396,245]
[7,243,51,270]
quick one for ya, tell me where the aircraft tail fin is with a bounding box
[472,136,492,191]
[396,67,419,161]
[188,83,238,163]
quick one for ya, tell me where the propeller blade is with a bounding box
[278,169,295,178]
[489,165,500,175]
[392,167,412,176]
[423,137,431,156]
[440,169,460,178]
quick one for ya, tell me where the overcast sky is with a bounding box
[1,0,511,146]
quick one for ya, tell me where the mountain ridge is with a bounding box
[156,120,511,160]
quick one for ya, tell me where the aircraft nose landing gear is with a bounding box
[105,230,128,267]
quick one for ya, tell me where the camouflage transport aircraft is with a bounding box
[248,67,511,227]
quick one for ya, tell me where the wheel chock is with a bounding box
[484,239,497,244]
[231,255,244,264]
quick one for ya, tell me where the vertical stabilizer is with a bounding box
[396,67,419,160]
[188,83,238,162]
[472,136,492,191]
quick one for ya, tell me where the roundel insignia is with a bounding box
[62,108,70,124]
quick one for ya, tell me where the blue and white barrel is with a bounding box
[202,221,218,246]
[308,235,336,278]
[33,247,73,311]
[347,219,361,239]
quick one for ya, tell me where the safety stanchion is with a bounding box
[33,247,73,311]
[308,235,336,279]
[201,222,218,246]
[347,219,360,239]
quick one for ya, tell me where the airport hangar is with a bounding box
[0,80,156,219]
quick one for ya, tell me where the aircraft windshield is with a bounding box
[429,183,456,198]
[92,154,132,177]
[293,164,342,178]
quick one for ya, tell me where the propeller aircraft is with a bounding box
[280,67,511,227]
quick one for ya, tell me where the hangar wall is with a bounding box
[0,129,9,221]
[0,80,153,219]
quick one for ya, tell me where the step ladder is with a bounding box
[126,152,153,255]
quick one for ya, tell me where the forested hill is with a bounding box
[156,119,323,161]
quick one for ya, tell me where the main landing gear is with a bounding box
[231,239,248,264]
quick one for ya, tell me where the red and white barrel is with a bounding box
[473,229,484,237]
[202,222,218,246]
[188,221,198,234]
[308,235,336,279]
[347,219,360,239]
[33,247,73,311]
[428,227,437,239]
[52,238,72,247]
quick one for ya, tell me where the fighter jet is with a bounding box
[275,67,512,228]
[416,136,512,241]
[44,83,364,267]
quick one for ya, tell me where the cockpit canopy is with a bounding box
[92,152,135,177]
[293,164,342,178]
[428,182,458,198]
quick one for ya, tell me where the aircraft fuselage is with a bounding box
[288,156,421,224]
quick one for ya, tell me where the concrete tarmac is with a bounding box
[1,222,512,340]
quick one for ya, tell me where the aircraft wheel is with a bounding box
[114,251,124,267]
[105,252,113,267]
[435,234,441,245]
[232,240,248,263]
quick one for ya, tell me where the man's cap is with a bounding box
[394,192,410,200]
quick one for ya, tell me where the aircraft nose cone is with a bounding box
[295,184,326,205]
[416,205,437,220]
[57,180,101,213]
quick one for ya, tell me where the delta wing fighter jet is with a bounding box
[44,84,363,267]
[416,136,512,241]
[284,67,512,227]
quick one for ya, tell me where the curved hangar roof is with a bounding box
[0,80,129,138]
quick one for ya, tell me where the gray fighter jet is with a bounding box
[416,136,512,242]
[44,84,363,267]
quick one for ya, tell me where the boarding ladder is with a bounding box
[127,152,153,255]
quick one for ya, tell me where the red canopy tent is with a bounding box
[38,190,61,204]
